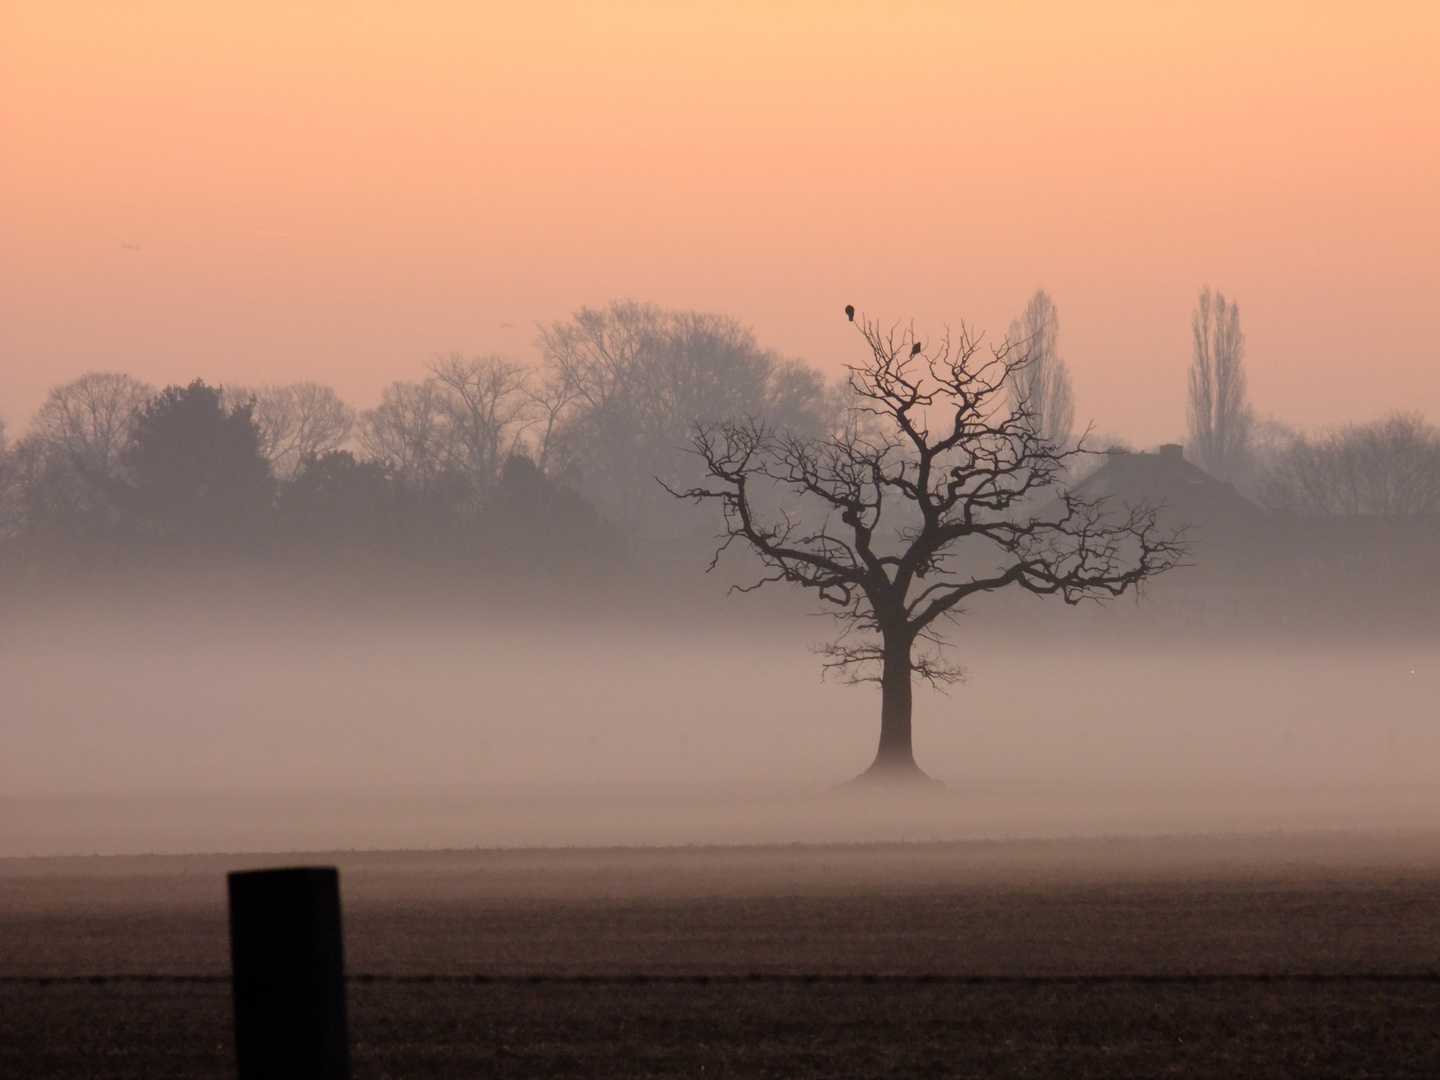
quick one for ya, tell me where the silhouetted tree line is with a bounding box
[0,376,617,578]
[4,295,1435,588]
[0,302,842,579]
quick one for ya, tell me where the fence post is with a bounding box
[228,866,350,1080]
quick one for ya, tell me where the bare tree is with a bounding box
[8,373,156,540]
[539,300,836,533]
[1187,286,1252,481]
[358,380,454,490]
[527,360,584,480]
[671,315,1185,783]
[31,372,155,474]
[237,383,355,480]
[1266,412,1440,516]
[358,358,535,495]
[1006,289,1074,448]
[427,354,535,493]
[536,302,703,526]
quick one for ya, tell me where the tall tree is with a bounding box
[120,380,273,547]
[1187,287,1252,481]
[1006,290,1074,448]
[672,314,1184,783]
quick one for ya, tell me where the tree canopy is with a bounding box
[119,380,274,549]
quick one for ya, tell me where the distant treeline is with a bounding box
[3,295,1438,594]
[0,302,842,578]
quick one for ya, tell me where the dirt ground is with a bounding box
[4,832,1440,1077]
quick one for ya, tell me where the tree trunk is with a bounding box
[856,630,934,783]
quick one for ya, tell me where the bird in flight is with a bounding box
[844,304,855,321]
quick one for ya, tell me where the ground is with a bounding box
[4,832,1440,1078]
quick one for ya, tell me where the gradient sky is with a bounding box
[2,2,1437,446]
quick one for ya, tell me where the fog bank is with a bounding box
[3,586,1436,856]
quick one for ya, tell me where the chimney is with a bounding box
[1158,443,1183,458]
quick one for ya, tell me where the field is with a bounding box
[5,832,1440,1078]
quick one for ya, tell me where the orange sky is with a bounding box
[2,2,1437,446]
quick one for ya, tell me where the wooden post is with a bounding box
[228,866,350,1080]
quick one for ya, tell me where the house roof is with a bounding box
[1065,444,1267,533]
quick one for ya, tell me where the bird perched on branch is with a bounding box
[910,342,923,356]
[844,304,855,322]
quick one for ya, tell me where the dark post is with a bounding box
[228,866,350,1080]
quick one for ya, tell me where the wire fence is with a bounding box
[7,971,1440,988]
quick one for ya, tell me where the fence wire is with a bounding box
[7,971,1440,988]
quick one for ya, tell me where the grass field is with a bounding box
[4,832,1440,1077]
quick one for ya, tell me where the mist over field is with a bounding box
[4,575,1436,856]
[2,1,1437,859]
[4,301,1438,859]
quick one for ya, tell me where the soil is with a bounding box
[4,832,1440,1078]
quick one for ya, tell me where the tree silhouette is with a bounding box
[32,372,155,476]
[233,382,355,480]
[0,420,20,543]
[672,315,1185,784]
[11,372,156,548]
[482,454,622,571]
[537,301,838,534]
[277,450,400,556]
[428,354,536,493]
[120,380,273,549]
[1006,290,1074,449]
[1187,287,1252,482]
[1266,412,1440,516]
[359,379,453,492]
